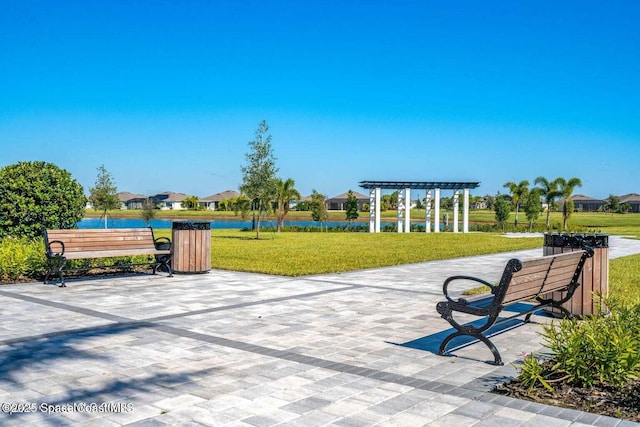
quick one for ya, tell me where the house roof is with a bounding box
[327,191,369,201]
[117,192,148,202]
[201,190,240,202]
[151,191,190,202]
[620,193,640,203]
[571,194,604,202]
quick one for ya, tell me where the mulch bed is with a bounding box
[494,377,640,422]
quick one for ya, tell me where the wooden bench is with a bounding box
[436,248,594,365]
[44,228,173,287]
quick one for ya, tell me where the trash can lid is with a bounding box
[543,233,608,248]
[172,220,211,230]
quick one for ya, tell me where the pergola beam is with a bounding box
[360,180,480,234]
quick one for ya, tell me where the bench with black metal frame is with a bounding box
[43,227,173,287]
[436,247,594,365]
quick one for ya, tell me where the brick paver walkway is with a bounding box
[1,236,639,426]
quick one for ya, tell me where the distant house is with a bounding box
[571,194,605,212]
[326,191,369,211]
[150,191,190,210]
[620,193,640,213]
[200,190,240,211]
[117,192,149,210]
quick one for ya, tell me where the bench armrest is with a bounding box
[46,240,65,257]
[154,237,172,251]
[442,275,495,304]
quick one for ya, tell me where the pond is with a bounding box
[78,218,383,229]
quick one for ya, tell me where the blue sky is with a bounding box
[1,0,638,200]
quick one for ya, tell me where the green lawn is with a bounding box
[123,209,640,304]
[154,229,543,276]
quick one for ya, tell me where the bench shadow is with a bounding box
[388,303,550,360]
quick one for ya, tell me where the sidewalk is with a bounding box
[0,236,638,426]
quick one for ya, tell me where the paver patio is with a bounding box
[1,235,639,426]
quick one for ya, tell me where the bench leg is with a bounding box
[44,256,67,287]
[437,302,504,365]
[153,255,173,277]
[438,329,504,365]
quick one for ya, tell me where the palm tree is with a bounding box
[275,178,301,232]
[556,177,583,230]
[503,180,530,227]
[534,176,562,229]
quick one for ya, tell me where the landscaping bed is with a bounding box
[495,374,640,422]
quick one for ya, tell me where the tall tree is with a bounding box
[140,199,157,226]
[556,177,583,230]
[503,180,530,227]
[604,194,620,214]
[275,177,301,232]
[524,189,542,232]
[309,189,328,230]
[240,120,279,239]
[534,176,562,230]
[494,193,510,231]
[344,190,359,224]
[88,165,120,229]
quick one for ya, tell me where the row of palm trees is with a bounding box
[504,176,582,230]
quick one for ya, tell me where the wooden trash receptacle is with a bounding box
[172,221,211,273]
[543,233,609,316]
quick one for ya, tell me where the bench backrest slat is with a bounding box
[46,228,157,254]
[501,251,586,305]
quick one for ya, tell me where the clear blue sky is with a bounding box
[1,0,638,200]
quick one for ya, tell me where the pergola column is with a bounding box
[369,187,381,233]
[425,190,432,233]
[463,188,470,233]
[453,190,459,233]
[404,188,411,233]
[434,188,441,233]
[396,191,404,233]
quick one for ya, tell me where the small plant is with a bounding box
[514,352,554,392]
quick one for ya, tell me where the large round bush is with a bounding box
[0,161,86,238]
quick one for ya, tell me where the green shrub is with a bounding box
[0,161,86,238]
[0,237,46,282]
[540,300,640,388]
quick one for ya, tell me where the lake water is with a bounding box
[78,218,376,229]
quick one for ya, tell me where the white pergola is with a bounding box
[359,181,480,233]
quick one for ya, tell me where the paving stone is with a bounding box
[0,237,638,426]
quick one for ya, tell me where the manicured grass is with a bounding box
[610,254,640,306]
[198,230,543,276]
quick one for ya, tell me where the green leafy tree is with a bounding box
[231,195,251,218]
[620,202,632,213]
[309,189,328,230]
[604,194,620,214]
[0,161,86,238]
[183,195,201,210]
[275,178,301,232]
[524,189,542,232]
[345,190,359,224]
[88,165,120,229]
[534,176,562,230]
[240,120,279,239]
[381,191,399,210]
[503,180,529,227]
[557,177,582,230]
[141,199,157,226]
[494,193,510,232]
[218,198,232,211]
